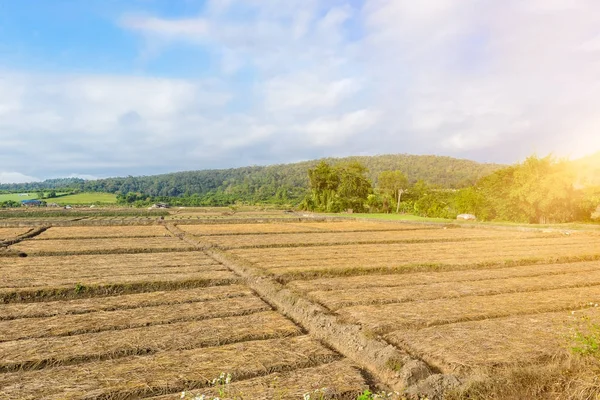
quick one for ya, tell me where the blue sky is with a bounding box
[1,0,600,183]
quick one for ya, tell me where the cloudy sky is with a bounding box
[1,0,600,183]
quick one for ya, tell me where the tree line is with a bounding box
[301,156,600,223]
[0,154,502,205]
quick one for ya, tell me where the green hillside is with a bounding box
[0,154,504,204]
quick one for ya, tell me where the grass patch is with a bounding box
[52,192,117,205]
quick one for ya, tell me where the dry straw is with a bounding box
[0,296,269,341]
[0,336,339,399]
[386,307,600,374]
[0,311,301,372]
[201,228,544,250]
[287,260,600,293]
[149,360,367,400]
[0,271,240,304]
[34,225,171,240]
[308,268,600,310]
[0,284,252,320]
[337,284,600,334]
[11,237,194,255]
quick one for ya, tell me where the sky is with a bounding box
[1,0,600,183]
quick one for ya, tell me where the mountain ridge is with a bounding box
[0,154,505,198]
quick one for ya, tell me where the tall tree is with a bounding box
[302,161,372,212]
[378,170,408,213]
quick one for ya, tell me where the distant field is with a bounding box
[0,192,116,205]
[53,192,116,204]
[0,193,39,202]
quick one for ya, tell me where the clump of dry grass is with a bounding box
[10,237,194,255]
[34,225,170,240]
[0,336,340,399]
[0,296,270,341]
[149,360,368,400]
[0,311,302,372]
[0,284,252,320]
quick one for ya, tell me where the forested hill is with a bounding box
[0,154,504,202]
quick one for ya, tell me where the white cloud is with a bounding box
[264,75,359,112]
[300,109,381,146]
[0,172,40,184]
[3,0,600,180]
[120,15,208,40]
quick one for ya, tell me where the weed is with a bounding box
[356,390,403,399]
[181,372,234,400]
[74,282,87,294]
[571,315,600,357]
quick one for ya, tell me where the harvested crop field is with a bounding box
[34,225,170,239]
[196,227,551,249]
[202,219,600,398]
[0,227,32,240]
[178,220,433,236]
[4,215,600,399]
[9,236,194,255]
[0,219,370,399]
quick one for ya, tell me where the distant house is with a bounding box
[21,199,43,207]
[151,203,170,209]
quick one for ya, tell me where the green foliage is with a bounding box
[74,283,87,294]
[356,389,400,399]
[0,155,503,207]
[302,161,372,213]
[473,156,589,223]
[571,315,600,357]
[378,170,408,203]
[0,200,21,208]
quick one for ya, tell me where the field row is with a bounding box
[33,225,170,239]
[178,220,436,235]
[0,284,253,320]
[385,306,600,374]
[0,336,352,399]
[307,265,600,310]
[0,227,33,240]
[9,237,194,256]
[0,311,299,372]
[1,253,225,289]
[288,260,600,292]
[229,237,600,281]
[194,227,550,249]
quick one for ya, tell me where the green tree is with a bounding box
[378,170,408,213]
[302,161,372,213]
[509,156,579,223]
